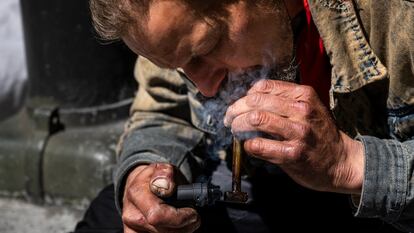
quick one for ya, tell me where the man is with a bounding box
[84,0,414,232]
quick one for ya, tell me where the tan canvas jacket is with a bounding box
[115,0,414,230]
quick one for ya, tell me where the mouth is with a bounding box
[196,60,298,101]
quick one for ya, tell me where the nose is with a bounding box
[183,61,227,97]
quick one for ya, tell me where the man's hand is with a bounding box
[224,80,364,194]
[122,163,200,233]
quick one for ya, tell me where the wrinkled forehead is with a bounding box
[127,0,277,44]
[147,1,193,48]
[124,1,196,66]
[124,0,231,68]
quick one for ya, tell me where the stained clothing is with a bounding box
[114,0,414,231]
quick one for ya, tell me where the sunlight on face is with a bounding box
[123,0,294,97]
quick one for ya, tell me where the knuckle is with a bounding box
[298,85,316,98]
[246,93,263,107]
[146,207,164,226]
[287,144,304,161]
[248,111,267,127]
[254,79,273,92]
[136,215,147,226]
[295,101,314,117]
[249,138,264,153]
[122,212,147,227]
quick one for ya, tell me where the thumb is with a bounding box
[149,163,176,198]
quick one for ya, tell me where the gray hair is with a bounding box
[89,0,149,40]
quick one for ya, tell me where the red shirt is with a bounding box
[296,0,332,107]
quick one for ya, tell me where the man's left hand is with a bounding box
[224,80,364,194]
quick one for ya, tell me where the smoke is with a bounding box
[201,59,299,158]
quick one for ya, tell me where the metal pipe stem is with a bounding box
[232,137,242,192]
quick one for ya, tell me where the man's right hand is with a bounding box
[122,163,201,233]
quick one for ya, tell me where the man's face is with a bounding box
[123,0,294,97]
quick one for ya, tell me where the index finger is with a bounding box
[247,79,298,96]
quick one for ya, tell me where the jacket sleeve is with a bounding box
[114,57,205,212]
[353,136,414,232]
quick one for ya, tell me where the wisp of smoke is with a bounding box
[201,59,299,158]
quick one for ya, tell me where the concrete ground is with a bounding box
[0,198,84,233]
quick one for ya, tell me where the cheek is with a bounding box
[218,41,266,69]
[215,28,279,69]
[220,12,294,68]
[204,37,248,69]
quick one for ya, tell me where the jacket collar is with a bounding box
[307,0,387,93]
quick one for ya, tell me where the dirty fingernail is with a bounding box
[152,178,170,190]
